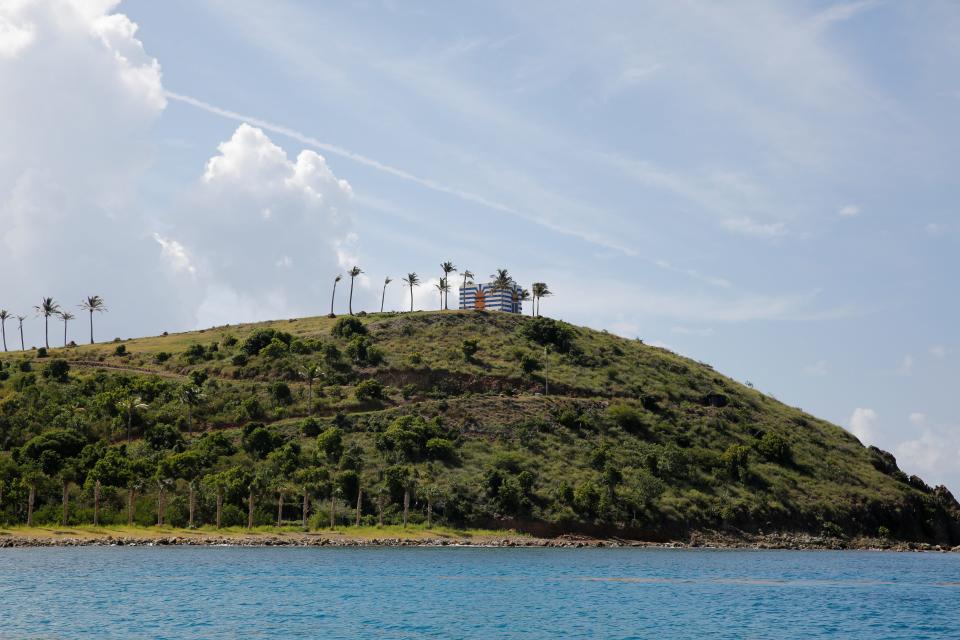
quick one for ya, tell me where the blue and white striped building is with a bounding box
[459,282,523,313]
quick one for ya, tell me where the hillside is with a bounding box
[1,310,958,544]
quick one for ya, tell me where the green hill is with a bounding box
[1,310,958,544]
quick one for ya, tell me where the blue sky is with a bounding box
[1,0,958,489]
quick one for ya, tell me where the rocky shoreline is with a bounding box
[2,531,959,551]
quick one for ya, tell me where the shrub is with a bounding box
[154,352,171,364]
[355,379,384,402]
[317,427,344,462]
[720,444,750,480]
[242,329,292,356]
[242,423,282,459]
[520,354,542,375]
[409,352,422,366]
[42,359,70,383]
[301,417,321,437]
[425,437,455,461]
[332,316,367,339]
[461,339,479,361]
[376,415,445,461]
[521,317,574,353]
[241,397,265,420]
[260,337,289,359]
[231,353,248,367]
[756,432,792,464]
[18,360,31,373]
[877,526,891,539]
[144,423,185,451]
[270,382,293,405]
[346,336,383,366]
[184,344,205,359]
[607,404,648,433]
[36,347,48,358]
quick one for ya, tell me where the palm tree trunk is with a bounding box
[355,487,362,526]
[94,480,101,526]
[277,491,283,527]
[1,322,6,351]
[62,479,69,526]
[427,495,432,528]
[19,323,24,351]
[348,277,355,315]
[44,315,49,349]
[330,281,338,315]
[27,484,35,526]
[329,494,336,529]
[188,482,196,528]
[63,319,67,347]
[409,286,414,312]
[302,491,308,529]
[247,489,255,529]
[216,488,223,529]
[89,310,94,344]
[377,494,384,527]
[380,284,387,313]
[403,487,410,527]
[128,488,136,526]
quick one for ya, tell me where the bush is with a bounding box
[231,353,248,367]
[720,444,750,480]
[520,354,542,375]
[355,379,384,402]
[184,344,206,360]
[756,432,792,464]
[425,437,455,461]
[154,352,171,364]
[242,423,282,459]
[242,329,292,356]
[607,404,648,433]
[270,382,293,405]
[241,397,265,420]
[521,317,574,353]
[18,360,31,372]
[259,337,289,359]
[461,339,479,361]
[301,417,321,437]
[317,427,344,462]
[331,317,367,339]
[42,359,70,383]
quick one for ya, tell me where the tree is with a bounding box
[440,261,457,309]
[347,266,363,315]
[58,311,75,347]
[490,269,513,293]
[0,310,10,351]
[518,289,531,315]
[22,466,44,527]
[460,269,474,293]
[402,273,420,312]
[79,295,107,345]
[178,384,205,435]
[329,274,342,316]
[434,277,450,310]
[154,457,176,526]
[299,364,323,417]
[531,282,552,317]
[34,297,61,349]
[293,466,326,529]
[380,276,392,313]
[87,447,132,527]
[168,450,206,528]
[115,395,149,443]
[16,315,26,351]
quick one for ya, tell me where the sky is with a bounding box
[1,0,958,488]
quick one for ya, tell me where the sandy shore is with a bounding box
[1,527,958,551]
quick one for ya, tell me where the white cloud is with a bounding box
[895,425,960,489]
[0,0,171,344]
[930,345,947,359]
[159,123,355,327]
[924,222,947,236]
[909,412,926,427]
[838,204,860,217]
[722,217,788,238]
[848,407,877,444]
[153,233,196,276]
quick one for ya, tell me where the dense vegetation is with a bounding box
[1,311,957,543]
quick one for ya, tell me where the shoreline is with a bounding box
[2,528,958,551]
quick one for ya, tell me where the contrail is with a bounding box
[163,90,637,256]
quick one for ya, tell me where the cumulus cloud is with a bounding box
[0,0,169,343]
[929,345,947,359]
[722,217,788,238]
[157,123,356,327]
[848,407,877,444]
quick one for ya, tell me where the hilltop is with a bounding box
[1,310,958,545]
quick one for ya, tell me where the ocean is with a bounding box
[1,547,958,638]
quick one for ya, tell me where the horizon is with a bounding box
[1,0,958,492]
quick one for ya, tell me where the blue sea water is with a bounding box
[1,547,959,639]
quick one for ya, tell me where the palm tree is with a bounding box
[347,266,363,315]
[59,311,75,347]
[34,297,60,349]
[532,282,552,316]
[300,364,323,417]
[434,278,450,310]
[329,275,342,316]
[380,277,392,313]
[116,395,148,442]
[16,316,26,351]
[459,269,474,310]
[440,262,457,309]
[0,310,10,351]
[402,273,420,312]
[79,295,107,345]
[178,384,205,435]
[518,288,531,315]
[490,268,513,293]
